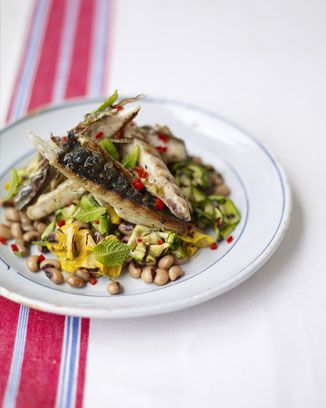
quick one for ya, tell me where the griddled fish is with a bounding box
[27,179,85,220]
[71,96,143,139]
[27,132,187,234]
[140,124,188,163]
[120,127,191,221]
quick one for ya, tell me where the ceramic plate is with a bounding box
[0,98,291,318]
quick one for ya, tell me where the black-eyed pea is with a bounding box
[158,254,174,270]
[20,212,31,224]
[118,222,134,236]
[4,208,20,222]
[141,266,156,283]
[11,223,23,239]
[0,224,13,239]
[26,255,41,272]
[154,268,169,286]
[214,184,230,196]
[107,281,122,295]
[168,265,184,281]
[128,261,142,279]
[75,269,90,282]
[35,222,47,234]
[40,258,61,270]
[66,275,85,288]
[21,223,34,232]
[44,268,64,284]
[2,219,13,228]
[23,230,40,244]
[15,239,29,256]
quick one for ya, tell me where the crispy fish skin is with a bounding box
[28,132,187,234]
[120,130,191,221]
[27,179,85,220]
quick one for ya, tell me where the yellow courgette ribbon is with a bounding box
[46,224,123,277]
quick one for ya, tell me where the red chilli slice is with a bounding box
[210,242,218,250]
[95,131,104,140]
[88,276,97,285]
[155,146,167,154]
[226,236,234,244]
[154,198,165,210]
[62,136,68,143]
[137,238,143,243]
[11,243,18,252]
[157,239,164,245]
[57,220,65,228]
[157,132,169,143]
[94,220,100,225]
[134,166,149,179]
[114,130,122,139]
[132,178,145,190]
[0,236,7,245]
[112,104,123,111]
[38,255,46,263]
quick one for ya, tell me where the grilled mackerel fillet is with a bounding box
[28,132,187,234]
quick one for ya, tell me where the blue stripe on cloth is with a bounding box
[11,0,50,120]
[65,317,81,408]
[2,306,29,408]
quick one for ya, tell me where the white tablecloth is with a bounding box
[1,1,325,407]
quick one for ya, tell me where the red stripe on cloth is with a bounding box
[65,0,95,98]
[15,311,65,408]
[27,0,66,111]
[5,3,36,122]
[75,319,90,408]
[101,0,115,94]
[0,297,20,398]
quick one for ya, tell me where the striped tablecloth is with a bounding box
[1,1,112,406]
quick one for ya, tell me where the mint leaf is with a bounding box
[94,90,118,113]
[6,168,19,199]
[75,207,106,223]
[122,145,139,169]
[99,139,119,161]
[93,238,130,267]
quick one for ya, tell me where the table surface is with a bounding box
[1,1,326,407]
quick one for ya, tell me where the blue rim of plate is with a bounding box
[0,97,292,316]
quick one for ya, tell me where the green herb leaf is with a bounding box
[99,139,119,161]
[122,145,139,169]
[91,216,109,235]
[94,90,118,113]
[75,207,106,223]
[93,238,130,267]
[6,169,19,199]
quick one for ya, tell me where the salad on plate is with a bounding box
[0,92,240,295]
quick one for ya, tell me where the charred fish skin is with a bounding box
[28,132,187,234]
[14,159,56,210]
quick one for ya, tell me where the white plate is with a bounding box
[0,98,291,318]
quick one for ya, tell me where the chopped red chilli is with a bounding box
[157,132,169,143]
[57,220,65,228]
[155,146,167,154]
[11,243,18,252]
[114,130,122,139]
[154,198,165,210]
[134,166,149,179]
[95,131,104,140]
[137,238,143,243]
[157,239,164,245]
[94,220,100,224]
[226,236,234,244]
[112,104,123,111]
[210,242,218,250]
[88,275,97,285]
[0,236,7,245]
[131,178,145,190]
[38,255,46,262]
[62,136,68,143]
